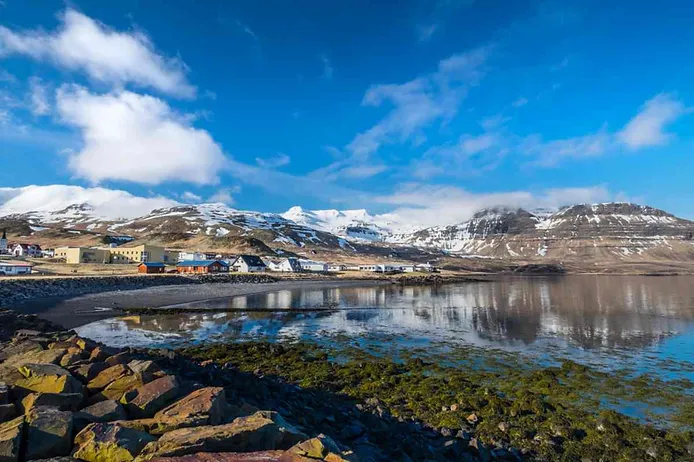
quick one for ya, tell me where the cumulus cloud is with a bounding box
[56,85,226,185]
[180,191,202,203]
[0,9,195,98]
[617,93,686,149]
[208,188,236,205]
[373,184,611,228]
[0,184,177,219]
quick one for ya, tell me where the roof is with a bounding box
[0,260,33,267]
[176,260,229,267]
[233,255,266,267]
[138,262,166,267]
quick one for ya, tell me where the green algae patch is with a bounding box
[181,341,694,461]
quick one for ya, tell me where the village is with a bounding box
[0,229,437,277]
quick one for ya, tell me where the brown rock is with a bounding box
[73,422,156,462]
[0,416,24,462]
[3,348,65,368]
[123,375,181,418]
[25,406,74,459]
[78,399,128,422]
[89,346,117,362]
[150,387,227,433]
[0,404,15,423]
[15,363,83,394]
[288,434,342,458]
[60,352,84,367]
[1,340,42,359]
[136,411,308,460]
[20,392,83,413]
[0,367,22,387]
[106,352,133,366]
[87,364,130,391]
[96,374,144,402]
[143,451,289,461]
[128,360,162,382]
[71,361,109,383]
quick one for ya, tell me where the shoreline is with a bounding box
[8,278,392,329]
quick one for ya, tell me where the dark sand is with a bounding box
[11,279,390,329]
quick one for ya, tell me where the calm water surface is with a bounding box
[76,275,694,380]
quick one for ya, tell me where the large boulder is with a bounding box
[95,374,145,403]
[20,392,83,413]
[122,375,180,418]
[141,452,296,461]
[87,365,130,392]
[149,387,227,433]
[78,400,128,423]
[287,435,343,459]
[72,422,156,462]
[0,404,15,423]
[0,383,8,404]
[106,352,133,367]
[128,360,162,383]
[25,406,74,459]
[3,348,65,368]
[0,416,23,462]
[135,411,307,460]
[0,340,43,360]
[71,362,109,383]
[15,363,83,394]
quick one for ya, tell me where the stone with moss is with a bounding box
[73,422,156,462]
[25,405,73,459]
[0,416,23,462]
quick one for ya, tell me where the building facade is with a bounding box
[55,247,111,264]
[12,243,42,258]
[231,255,267,272]
[299,260,328,272]
[55,244,175,264]
[176,260,229,274]
[138,262,167,274]
[0,261,33,276]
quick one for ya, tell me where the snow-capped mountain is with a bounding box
[281,206,399,242]
[400,203,694,261]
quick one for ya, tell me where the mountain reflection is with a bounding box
[80,276,694,351]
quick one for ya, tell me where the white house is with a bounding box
[400,264,416,273]
[267,257,302,272]
[0,260,33,276]
[12,243,42,258]
[358,264,378,272]
[178,251,207,262]
[231,255,267,272]
[299,260,328,272]
[415,263,436,272]
[327,263,347,272]
[41,249,55,258]
[358,263,402,273]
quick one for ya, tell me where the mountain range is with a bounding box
[2,186,694,270]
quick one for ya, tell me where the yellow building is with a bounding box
[54,247,110,264]
[55,244,177,265]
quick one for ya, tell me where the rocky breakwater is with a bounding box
[0,312,354,461]
[1,274,279,308]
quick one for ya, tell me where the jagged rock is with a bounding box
[73,422,156,462]
[106,352,133,366]
[142,387,227,435]
[288,434,343,458]
[24,457,78,461]
[135,411,307,460]
[0,340,43,360]
[71,362,109,383]
[78,400,128,422]
[122,375,180,418]
[2,348,65,368]
[0,383,8,404]
[89,346,118,362]
[0,404,15,423]
[0,416,23,462]
[87,364,130,391]
[136,452,289,461]
[94,374,144,403]
[0,367,22,387]
[25,406,73,459]
[15,363,83,394]
[60,352,84,367]
[128,360,162,383]
[20,392,83,413]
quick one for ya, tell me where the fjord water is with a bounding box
[77,275,694,381]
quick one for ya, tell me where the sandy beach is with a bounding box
[10,279,391,329]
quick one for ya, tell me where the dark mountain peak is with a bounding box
[471,207,534,220]
[556,202,675,219]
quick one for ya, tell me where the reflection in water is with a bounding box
[76,276,694,377]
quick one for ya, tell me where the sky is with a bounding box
[1,0,694,227]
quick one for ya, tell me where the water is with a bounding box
[76,275,694,381]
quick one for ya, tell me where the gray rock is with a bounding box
[25,406,74,460]
[0,416,23,462]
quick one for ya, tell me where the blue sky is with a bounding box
[1,0,694,225]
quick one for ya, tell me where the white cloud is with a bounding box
[181,191,202,203]
[374,184,610,227]
[56,85,226,185]
[208,188,236,205]
[255,152,290,169]
[460,133,497,154]
[28,77,50,115]
[0,184,177,219]
[512,97,528,108]
[0,9,195,98]
[617,93,686,149]
[521,129,611,167]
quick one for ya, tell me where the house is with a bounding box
[358,263,402,273]
[12,243,42,258]
[327,264,347,272]
[415,263,437,272]
[41,249,55,258]
[55,247,111,264]
[0,260,33,276]
[178,251,208,262]
[109,244,173,264]
[358,264,378,272]
[266,257,301,272]
[176,260,229,274]
[138,262,166,274]
[299,260,328,272]
[0,229,8,255]
[230,255,267,272]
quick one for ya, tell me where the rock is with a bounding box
[25,406,73,459]
[2,348,65,368]
[0,404,15,423]
[73,422,156,462]
[20,392,83,413]
[89,346,117,362]
[147,387,227,434]
[450,404,459,412]
[60,352,84,367]
[106,352,133,366]
[0,340,42,359]
[23,457,78,461]
[94,374,144,403]
[15,363,83,394]
[123,375,181,418]
[0,383,8,404]
[140,452,289,461]
[71,362,109,383]
[288,434,343,458]
[128,360,162,383]
[0,416,23,462]
[87,364,130,392]
[136,411,307,460]
[78,400,128,422]
[0,367,22,387]
[466,413,479,424]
